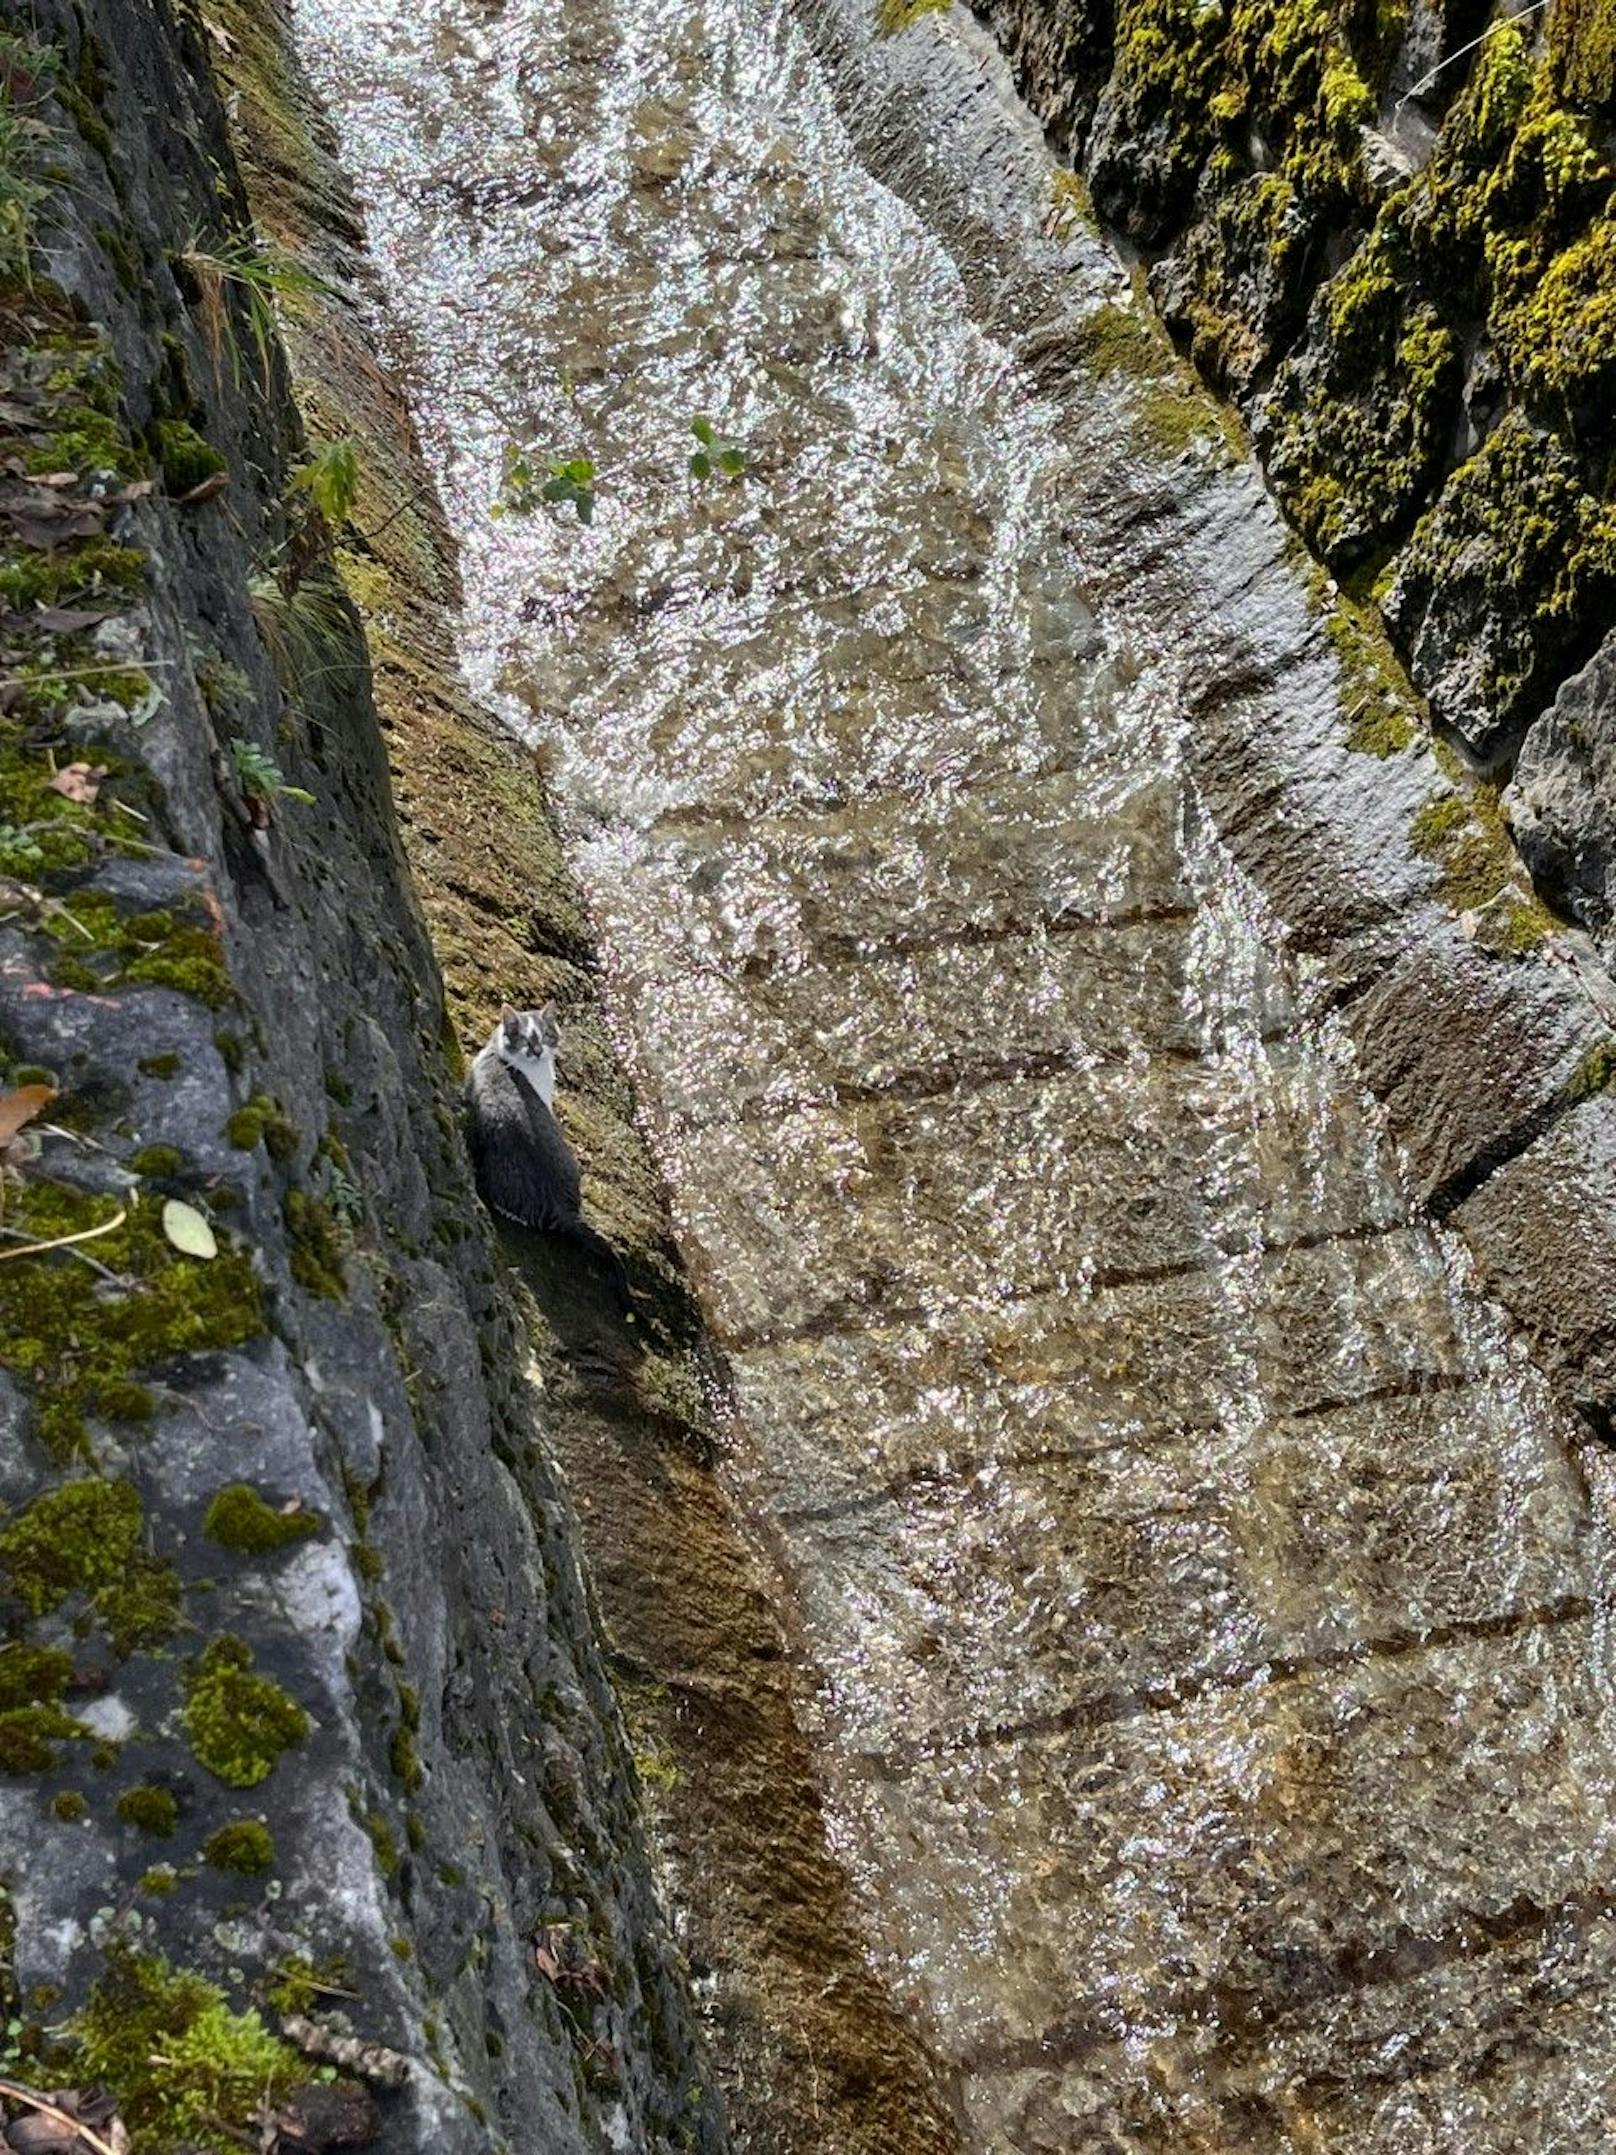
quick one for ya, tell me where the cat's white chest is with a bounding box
[502,1043,556,1109]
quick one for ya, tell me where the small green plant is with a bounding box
[0,824,45,875]
[688,414,745,481]
[493,443,597,523]
[327,1164,364,1224]
[248,569,352,682]
[291,438,361,527]
[229,738,315,809]
[175,229,329,390]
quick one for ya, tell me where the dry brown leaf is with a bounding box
[47,764,106,805]
[175,470,229,506]
[0,1083,55,1151]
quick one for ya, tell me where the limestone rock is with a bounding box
[1506,632,1616,937]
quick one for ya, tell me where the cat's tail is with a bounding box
[565,1217,634,1315]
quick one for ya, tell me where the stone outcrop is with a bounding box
[1506,631,1616,934]
[0,0,727,2145]
[972,0,1616,787]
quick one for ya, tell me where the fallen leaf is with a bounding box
[159,1198,215,1258]
[0,1083,54,1151]
[31,471,80,489]
[160,1198,217,1259]
[111,478,155,501]
[0,488,107,548]
[18,605,117,633]
[48,764,107,804]
[175,470,229,506]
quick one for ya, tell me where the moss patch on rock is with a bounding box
[0,1185,263,1459]
[203,1482,322,1553]
[0,1476,180,1653]
[201,1818,275,1873]
[71,1947,307,2153]
[183,1635,308,1788]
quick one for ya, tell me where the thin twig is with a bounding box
[0,2076,124,2155]
[0,1203,126,1262]
[0,1221,123,1282]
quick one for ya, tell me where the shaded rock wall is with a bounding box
[974,0,1616,780]
[0,0,728,2145]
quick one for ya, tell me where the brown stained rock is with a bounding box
[273,2082,381,2151]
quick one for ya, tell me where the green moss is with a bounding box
[150,419,227,498]
[1568,1038,1616,1102]
[225,1092,297,1158]
[128,1144,184,1179]
[117,1782,180,1836]
[1386,411,1616,736]
[389,1721,423,1792]
[0,534,144,611]
[202,1820,275,1874]
[405,1809,426,1853]
[0,1703,83,1773]
[284,1189,346,1299]
[0,1185,262,1460]
[0,1642,72,1711]
[358,1804,398,1877]
[389,1935,413,1962]
[71,1947,305,2152]
[1552,0,1616,106]
[0,1478,178,1653]
[203,1483,323,1554]
[1092,0,1225,237]
[213,1030,245,1074]
[1410,793,1468,854]
[873,0,949,30]
[39,890,232,1010]
[182,1635,308,1789]
[139,1865,178,1896]
[138,1053,182,1079]
[1073,300,1167,382]
[323,1068,353,1105]
[50,1788,87,1821]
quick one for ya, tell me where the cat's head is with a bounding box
[495,1004,561,1097]
[499,1003,560,1060]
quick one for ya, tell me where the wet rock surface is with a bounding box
[0,0,723,2147]
[1507,631,1616,938]
[289,0,1616,2147]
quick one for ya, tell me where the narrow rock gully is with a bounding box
[292,0,1616,2143]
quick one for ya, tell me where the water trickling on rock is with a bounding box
[293,0,1616,2139]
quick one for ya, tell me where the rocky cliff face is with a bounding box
[0,0,728,2145]
[974,0,1616,892]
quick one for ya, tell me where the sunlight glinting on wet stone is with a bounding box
[296,0,1616,2136]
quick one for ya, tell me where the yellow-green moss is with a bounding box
[284,1189,346,1299]
[1552,0,1616,106]
[203,1482,322,1554]
[0,1477,179,1652]
[138,1052,183,1079]
[224,1092,297,1159]
[0,1642,72,1711]
[0,1185,262,1459]
[71,1947,305,2153]
[201,1819,275,1874]
[129,1143,185,1179]
[1567,1038,1616,1102]
[50,1788,87,1821]
[183,1635,308,1789]
[0,1703,83,1773]
[150,418,227,497]
[1387,411,1616,733]
[873,0,948,31]
[40,891,232,1009]
[116,1782,180,1836]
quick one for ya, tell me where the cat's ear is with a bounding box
[500,1007,522,1043]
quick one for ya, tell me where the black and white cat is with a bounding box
[465,1004,629,1307]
